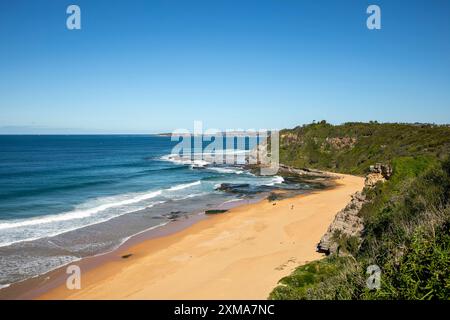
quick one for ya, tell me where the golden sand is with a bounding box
[39,174,364,300]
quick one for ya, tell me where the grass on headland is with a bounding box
[270,122,450,300]
[279,121,450,175]
[205,209,228,214]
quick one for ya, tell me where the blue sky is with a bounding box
[1,0,450,133]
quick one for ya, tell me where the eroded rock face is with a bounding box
[317,191,366,255]
[247,142,268,165]
[365,163,393,188]
[317,163,392,256]
[280,133,300,146]
[324,136,357,150]
[365,173,385,188]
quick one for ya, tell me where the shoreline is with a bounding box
[0,213,207,300]
[0,196,263,300]
[0,173,364,300]
[38,173,363,300]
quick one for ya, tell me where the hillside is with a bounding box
[271,122,450,300]
[279,121,450,174]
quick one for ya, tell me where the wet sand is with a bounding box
[37,173,364,300]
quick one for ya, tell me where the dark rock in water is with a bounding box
[267,192,282,202]
[121,254,133,259]
[215,169,328,196]
[217,182,280,195]
[205,209,228,214]
[216,181,304,196]
[216,183,251,193]
[163,210,187,221]
[191,165,207,170]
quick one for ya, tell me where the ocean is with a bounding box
[0,135,309,287]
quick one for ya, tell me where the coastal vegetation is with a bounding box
[271,122,450,300]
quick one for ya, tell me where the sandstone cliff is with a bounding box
[317,163,392,255]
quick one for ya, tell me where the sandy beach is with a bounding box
[38,173,364,300]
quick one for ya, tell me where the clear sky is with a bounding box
[1,0,450,133]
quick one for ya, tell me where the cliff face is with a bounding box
[317,164,392,255]
[317,191,366,255]
[365,163,393,187]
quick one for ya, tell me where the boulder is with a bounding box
[365,163,392,188]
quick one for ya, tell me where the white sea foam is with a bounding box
[167,180,201,191]
[161,149,249,166]
[222,198,243,204]
[0,190,163,231]
[174,192,208,201]
[0,179,204,232]
[160,156,210,168]
[0,180,204,247]
[160,154,202,166]
[0,200,166,248]
[265,176,284,186]
[207,167,245,175]
[190,160,210,169]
